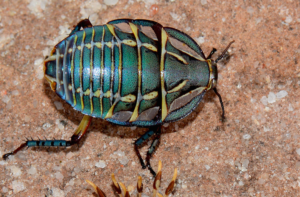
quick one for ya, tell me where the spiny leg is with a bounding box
[134,126,161,176]
[3,115,92,160]
[145,128,161,176]
[69,18,93,36]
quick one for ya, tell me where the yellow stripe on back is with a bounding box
[160,28,169,121]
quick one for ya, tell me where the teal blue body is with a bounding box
[4,19,229,175]
[44,19,214,127]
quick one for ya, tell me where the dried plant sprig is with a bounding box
[85,179,106,197]
[86,160,177,197]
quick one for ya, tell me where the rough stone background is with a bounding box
[0,0,299,196]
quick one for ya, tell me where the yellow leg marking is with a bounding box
[167,80,188,93]
[128,23,142,122]
[167,51,188,64]
[160,28,169,121]
[79,30,86,111]
[143,91,158,100]
[44,75,57,91]
[74,115,92,136]
[71,35,78,106]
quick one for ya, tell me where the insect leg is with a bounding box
[145,128,161,176]
[2,115,92,160]
[134,126,161,176]
[69,19,93,36]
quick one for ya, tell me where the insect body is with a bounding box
[3,19,234,175]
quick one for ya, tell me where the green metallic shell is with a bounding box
[44,19,214,127]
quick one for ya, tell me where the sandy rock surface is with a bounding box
[0,0,299,196]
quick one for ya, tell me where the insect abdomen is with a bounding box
[44,19,212,127]
[53,24,161,121]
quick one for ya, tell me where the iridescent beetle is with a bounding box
[3,19,234,175]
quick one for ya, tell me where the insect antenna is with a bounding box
[214,40,235,63]
[213,88,225,121]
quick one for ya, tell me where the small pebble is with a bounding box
[242,159,249,169]
[182,184,187,189]
[130,126,137,130]
[118,156,129,165]
[55,119,65,130]
[51,187,65,197]
[197,36,205,44]
[296,148,300,156]
[170,12,181,22]
[8,166,22,177]
[163,123,169,127]
[95,160,106,168]
[2,95,10,104]
[243,134,251,140]
[42,122,52,130]
[55,172,64,183]
[28,166,37,175]
[260,96,268,105]
[276,90,288,99]
[11,180,26,193]
[54,101,64,110]
[27,0,50,18]
[2,187,8,193]
[288,104,294,111]
[104,0,118,6]
[285,15,292,24]
[80,0,103,18]
[247,6,254,14]
[267,92,276,103]
[201,0,207,5]
[34,58,43,66]
[12,90,19,96]
[205,165,210,170]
